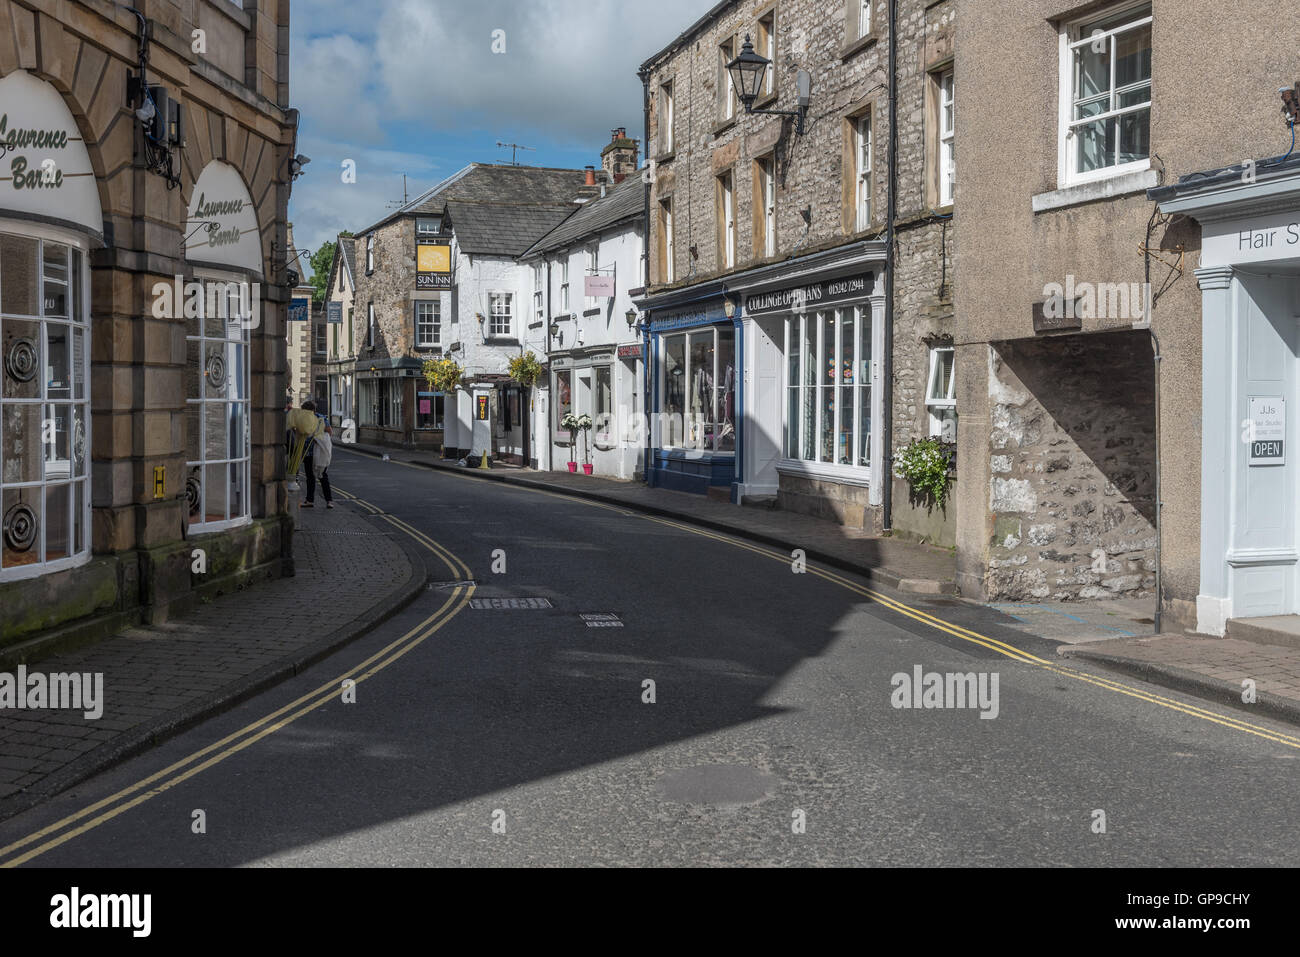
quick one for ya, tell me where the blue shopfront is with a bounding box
[642,289,742,499]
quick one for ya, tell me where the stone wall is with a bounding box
[644,0,957,534]
[985,330,1157,601]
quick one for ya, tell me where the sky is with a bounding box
[287,0,710,265]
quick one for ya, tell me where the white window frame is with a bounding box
[855,114,872,231]
[759,12,776,97]
[365,234,374,272]
[532,263,544,323]
[488,292,513,338]
[778,303,884,494]
[859,0,873,40]
[925,346,957,440]
[661,80,675,153]
[0,222,93,583]
[585,245,600,306]
[760,157,776,257]
[560,258,570,313]
[720,38,737,121]
[186,269,252,535]
[416,217,441,238]
[415,299,440,349]
[939,70,955,207]
[719,171,736,269]
[656,326,737,453]
[661,198,675,283]
[367,302,375,348]
[1057,1,1153,188]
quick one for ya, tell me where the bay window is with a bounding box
[658,326,736,453]
[185,274,251,532]
[785,306,872,467]
[0,230,91,579]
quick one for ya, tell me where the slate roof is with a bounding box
[520,175,645,259]
[338,234,356,283]
[355,164,589,257]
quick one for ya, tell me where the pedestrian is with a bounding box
[300,400,332,508]
[312,424,335,509]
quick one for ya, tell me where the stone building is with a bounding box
[634,0,957,541]
[0,0,297,655]
[349,164,593,458]
[321,234,357,427]
[956,0,1300,639]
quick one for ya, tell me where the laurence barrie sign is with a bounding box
[745,273,874,316]
[0,71,102,233]
[185,161,261,273]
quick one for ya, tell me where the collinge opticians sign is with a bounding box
[417,240,452,289]
[0,70,103,235]
[745,273,875,317]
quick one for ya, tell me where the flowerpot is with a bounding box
[567,462,578,473]
[582,464,594,475]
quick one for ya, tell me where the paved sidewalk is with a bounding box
[0,501,424,821]
[1060,634,1300,726]
[345,443,958,594]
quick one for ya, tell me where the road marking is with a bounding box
[0,489,474,868]
[382,460,1300,751]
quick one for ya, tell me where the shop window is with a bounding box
[785,307,871,467]
[926,346,957,442]
[185,274,252,532]
[0,232,91,580]
[416,393,444,430]
[554,370,573,435]
[659,327,736,452]
[415,300,440,348]
[1061,2,1151,185]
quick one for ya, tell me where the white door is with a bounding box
[745,318,782,496]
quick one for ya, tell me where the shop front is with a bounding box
[550,344,643,478]
[1154,161,1300,635]
[0,70,101,585]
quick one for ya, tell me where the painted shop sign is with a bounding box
[185,161,262,273]
[288,298,310,322]
[652,306,720,331]
[1247,396,1285,466]
[617,344,643,359]
[327,301,343,324]
[744,272,874,316]
[417,239,452,289]
[0,71,102,235]
[584,275,615,298]
[476,395,490,420]
[1204,210,1300,268]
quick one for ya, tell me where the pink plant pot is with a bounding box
[567,462,578,473]
[582,464,594,475]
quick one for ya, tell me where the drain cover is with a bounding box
[581,613,623,628]
[656,764,781,807]
[469,597,553,610]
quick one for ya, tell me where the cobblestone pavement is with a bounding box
[0,501,419,814]
[346,444,958,592]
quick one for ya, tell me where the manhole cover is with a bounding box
[581,613,623,628]
[469,597,553,610]
[656,764,781,807]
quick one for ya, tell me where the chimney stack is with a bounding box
[601,126,639,186]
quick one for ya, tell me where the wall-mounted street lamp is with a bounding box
[625,308,638,329]
[727,35,812,135]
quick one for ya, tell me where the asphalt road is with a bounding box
[1,448,1298,867]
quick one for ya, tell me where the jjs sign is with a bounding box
[1247,396,1285,466]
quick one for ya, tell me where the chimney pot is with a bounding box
[584,166,596,186]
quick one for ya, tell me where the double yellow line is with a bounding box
[383,453,1300,751]
[640,514,1300,751]
[0,489,473,868]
